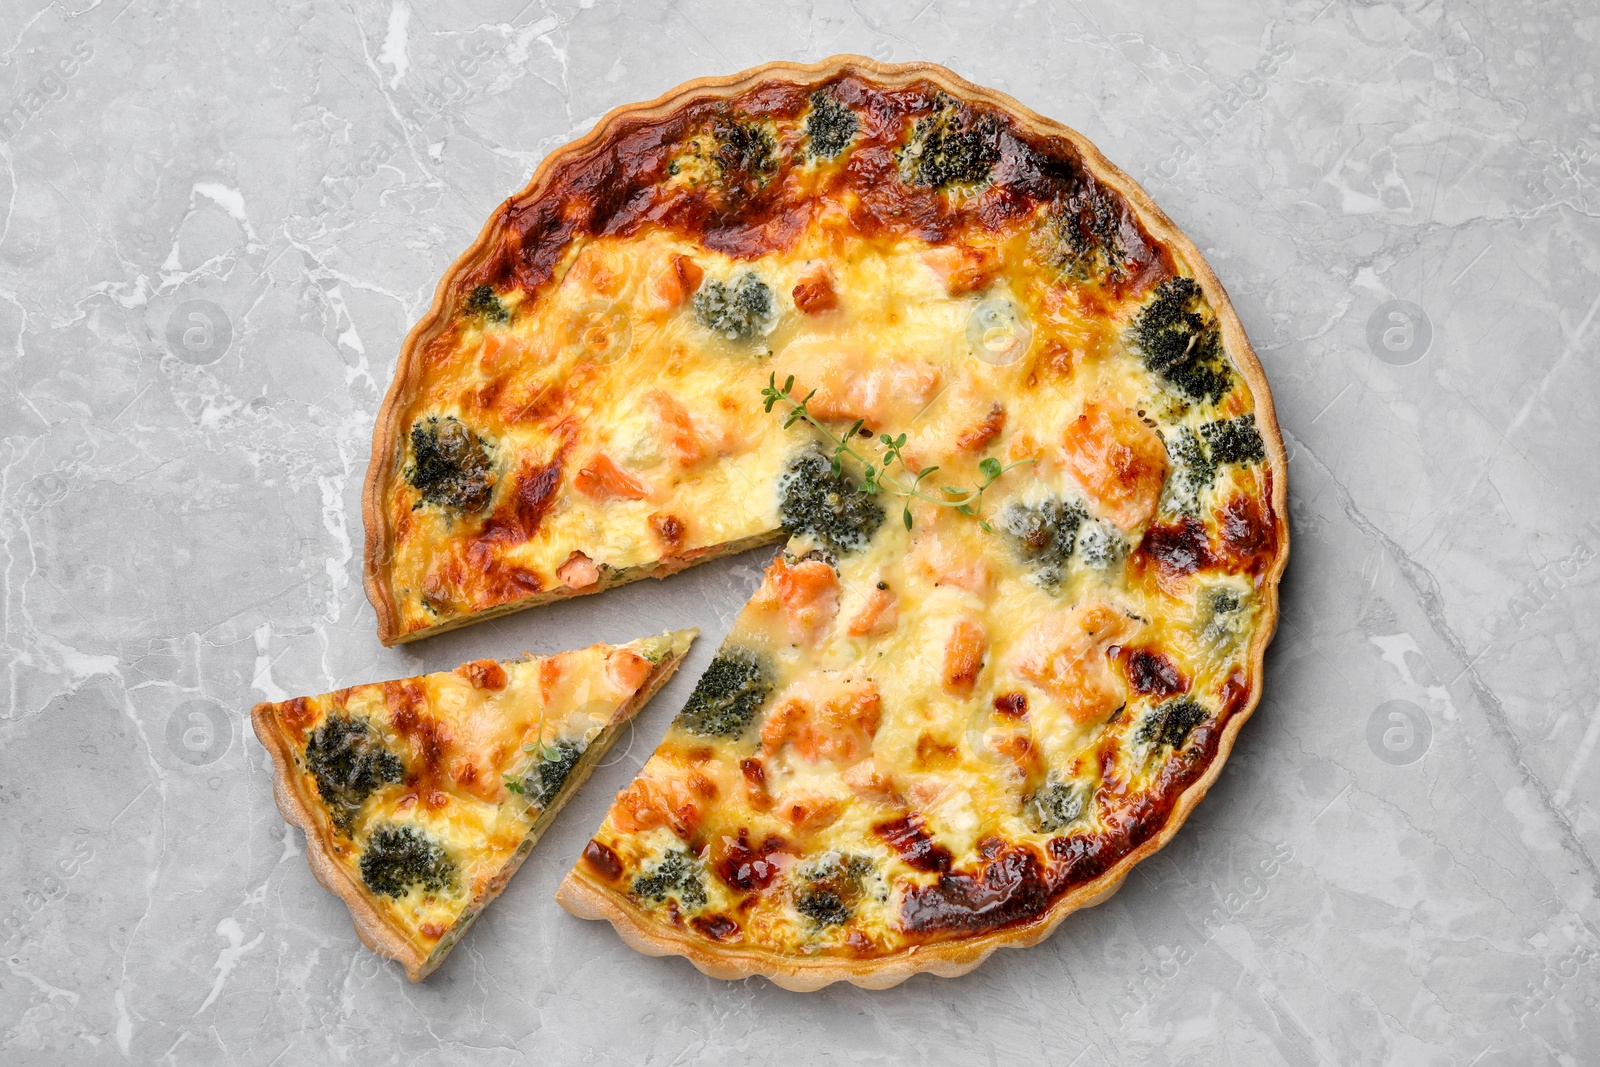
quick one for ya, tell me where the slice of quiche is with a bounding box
[251,629,695,981]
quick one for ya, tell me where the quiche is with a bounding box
[250,630,694,980]
[362,57,1288,989]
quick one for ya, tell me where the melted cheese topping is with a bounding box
[377,99,1280,963]
[257,632,692,961]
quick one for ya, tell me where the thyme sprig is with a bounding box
[761,372,1032,532]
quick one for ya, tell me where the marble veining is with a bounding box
[1,1,1596,1063]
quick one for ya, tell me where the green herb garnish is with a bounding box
[760,373,1031,532]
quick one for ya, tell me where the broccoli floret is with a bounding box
[1201,413,1266,466]
[794,853,874,927]
[1045,185,1127,282]
[632,848,707,909]
[1162,425,1216,515]
[465,284,509,323]
[1003,497,1126,578]
[406,415,495,512]
[359,824,457,898]
[794,888,851,927]
[897,94,1001,189]
[1076,519,1126,569]
[1001,498,1087,590]
[1024,776,1085,833]
[1198,586,1248,649]
[1137,697,1209,750]
[674,647,772,739]
[778,448,885,555]
[518,740,585,808]
[1132,277,1233,404]
[669,117,778,198]
[693,273,775,341]
[304,715,404,833]
[1161,416,1261,514]
[805,90,858,159]
[712,117,777,186]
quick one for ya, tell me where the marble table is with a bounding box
[2,1,1595,1063]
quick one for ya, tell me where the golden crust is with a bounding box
[250,643,691,981]
[365,55,1289,986]
[557,856,1131,990]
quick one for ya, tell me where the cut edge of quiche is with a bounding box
[367,531,780,646]
[251,629,696,981]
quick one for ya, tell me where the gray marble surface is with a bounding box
[1,0,1596,1062]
